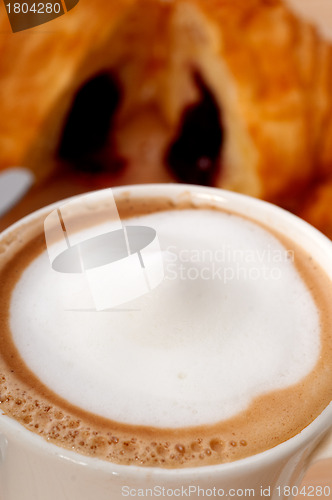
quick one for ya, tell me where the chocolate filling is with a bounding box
[166,74,223,186]
[58,72,122,173]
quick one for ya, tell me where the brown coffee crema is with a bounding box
[0,196,331,468]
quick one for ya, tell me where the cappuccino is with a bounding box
[0,193,331,468]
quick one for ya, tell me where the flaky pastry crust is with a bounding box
[0,0,331,235]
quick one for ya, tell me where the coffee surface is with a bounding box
[0,195,331,467]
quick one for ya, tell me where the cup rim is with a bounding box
[0,403,331,477]
[0,183,331,476]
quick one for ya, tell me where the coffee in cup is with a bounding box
[0,189,331,468]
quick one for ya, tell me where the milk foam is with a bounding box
[10,209,320,428]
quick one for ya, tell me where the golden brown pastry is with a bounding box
[0,0,331,234]
[297,179,332,237]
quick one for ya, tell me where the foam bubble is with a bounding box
[9,210,320,428]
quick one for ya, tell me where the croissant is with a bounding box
[0,0,331,235]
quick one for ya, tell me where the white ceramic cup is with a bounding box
[0,184,331,500]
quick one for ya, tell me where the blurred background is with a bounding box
[0,0,332,235]
[0,0,331,494]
